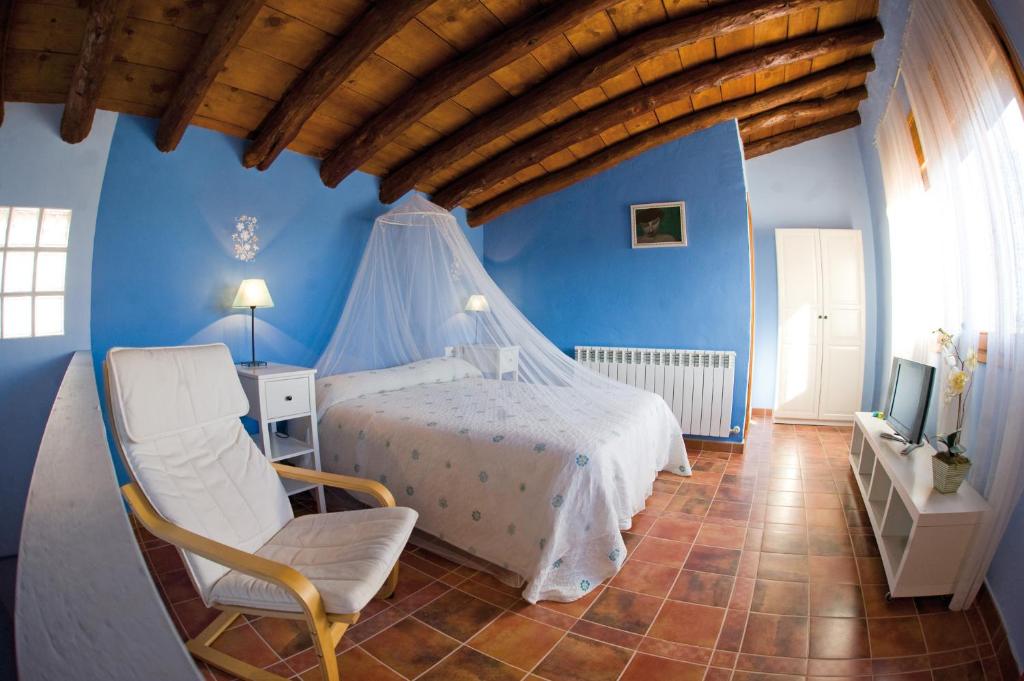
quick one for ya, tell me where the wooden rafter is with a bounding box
[317,0,621,190]
[466,56,875,226]
[378,0,838,205]
[0,0,12,127]
[743,111,862,159]
[740,93,863,139]
[60,0,131,143]
[242,0,435,171]
[155,0,267,152]
[433,20,883,209]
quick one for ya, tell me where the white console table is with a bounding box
[849,412,988,601]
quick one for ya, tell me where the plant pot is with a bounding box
[932,455,971,494]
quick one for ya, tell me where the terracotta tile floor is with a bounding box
[135,419,1016,680]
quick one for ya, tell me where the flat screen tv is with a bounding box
[884,357,936,445]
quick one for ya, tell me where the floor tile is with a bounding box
[809,617,870,658]
[610,559,679,598]
[362,617,460,678]
[761,529,808,555]
[647,600,725,647]
[669,569,735,608]
[807,530,855,556]
[648,515,702,542]
[582,587,663,634]
[741,612,809,658]
[867,616,927,657]
[809,582,864,618]
[633,536,691,566]
[413,588,503,641]
[468,612,563,670]
[327,646,404,681]
[757,553,809,582]
[417,645,523,681]
[684,545,741,576]
[862,584,917,618]
[809,555,860,584]
[750,580,809,616]
[919,611,974,652]
[209,623,279,669]
[533,633,632,681]
[250,616,312,659]
[618,652,705,681]
[696,522,747,549]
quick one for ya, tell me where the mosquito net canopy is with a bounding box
[315,196,689,602]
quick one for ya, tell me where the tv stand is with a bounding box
[849,412,988,602]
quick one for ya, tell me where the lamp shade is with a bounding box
[232,279,274,308]
[465,294,489,312]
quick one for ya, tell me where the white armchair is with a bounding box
[104,344,417,681]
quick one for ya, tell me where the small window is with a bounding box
[0,207,71,339]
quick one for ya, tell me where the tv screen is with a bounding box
[885,357,935,444]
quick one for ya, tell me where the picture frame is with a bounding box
[631,201,687,249]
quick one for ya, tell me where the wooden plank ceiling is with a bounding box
[2,0,881,225]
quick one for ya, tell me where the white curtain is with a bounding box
[878,0,1024,608]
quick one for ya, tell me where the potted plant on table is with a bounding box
[932,328,979,493]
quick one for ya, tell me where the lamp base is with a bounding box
[239,360,268,368]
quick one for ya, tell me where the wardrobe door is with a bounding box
[817,229,865,421]
[774,229,823,420]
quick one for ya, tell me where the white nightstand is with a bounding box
[446,344,520,380]
[236,363,325,512]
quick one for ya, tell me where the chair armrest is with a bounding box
[121,482,328,621]
[272,463,396,508]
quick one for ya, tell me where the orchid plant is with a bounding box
[933,328,978,464]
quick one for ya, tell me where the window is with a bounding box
[0,207,71,339]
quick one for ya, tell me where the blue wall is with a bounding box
[745,129,877,410]
[91,114,481,478]
[0,104,117,556]
[484,121,751,442]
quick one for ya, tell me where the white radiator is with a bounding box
[575,345,737,438]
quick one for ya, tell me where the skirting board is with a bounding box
[683,437,745,454]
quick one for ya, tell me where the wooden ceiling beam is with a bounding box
[433,20,882,209]
[242,0,434,171]
[60,0,131,143]
[0,0,12,127]
[466,57,874,226]
[318,0,621,191]
[739,93,862,139]
[743,111,862,158]
[379,0,838,205]
[156,0,267,152]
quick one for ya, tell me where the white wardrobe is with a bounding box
[774,228,865,423]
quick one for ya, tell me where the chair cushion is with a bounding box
[209,506,418,615]
[107,344,249,443]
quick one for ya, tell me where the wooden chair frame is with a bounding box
[105,362,400,681]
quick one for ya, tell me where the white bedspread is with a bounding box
[318,374,688,603]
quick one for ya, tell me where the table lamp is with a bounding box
[233,278,274,367]
[465,294,488,343]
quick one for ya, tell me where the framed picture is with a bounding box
[631,201,687,249]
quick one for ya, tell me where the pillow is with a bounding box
[316,356,482,419]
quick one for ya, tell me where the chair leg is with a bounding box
[309,617,343,681]
[186,611,290,681]
[376,564,400,599]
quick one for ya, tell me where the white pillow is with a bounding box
[316,356,481,419]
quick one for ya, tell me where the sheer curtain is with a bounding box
[878,0,1024,608]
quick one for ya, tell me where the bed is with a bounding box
[316,357,688,603]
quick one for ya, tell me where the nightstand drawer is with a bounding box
[265,377,310,419]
